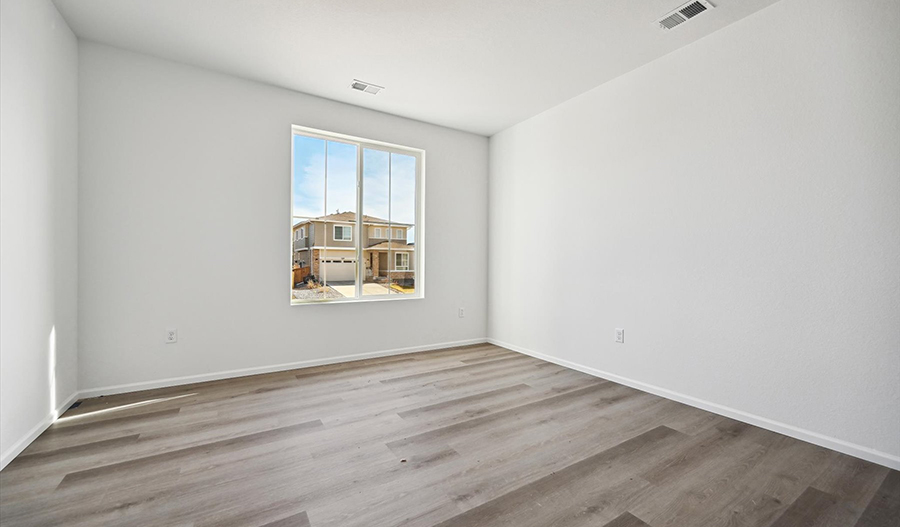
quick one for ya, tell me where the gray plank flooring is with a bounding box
[0,344,896,527]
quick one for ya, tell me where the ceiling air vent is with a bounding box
[350,79,384,95]
[657,0,715,30]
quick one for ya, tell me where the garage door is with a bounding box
[322,259,357,282]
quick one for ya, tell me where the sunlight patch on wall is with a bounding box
[49,326,57,419]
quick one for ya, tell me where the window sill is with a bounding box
[290,294,424,306]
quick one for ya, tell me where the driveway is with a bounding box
[329,282,391,297]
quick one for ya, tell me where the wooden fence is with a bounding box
[292,266,310,286]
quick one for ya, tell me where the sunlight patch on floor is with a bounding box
[55,393,196,424]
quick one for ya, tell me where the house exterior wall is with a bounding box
[292,223,312,250]
[376,252,388,277]
[323,221,356,248]
[293,247,310,267]
[390,250,415,272]
[294,221,413,279]
[319,248,356,260]
[374,249,415,275]
[368,251,380,280]
[292,236,309,252]
[296,221,409,250]
[311,221,325,246]
[366,225,409,245]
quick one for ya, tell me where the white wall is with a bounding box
[78,42,488,393]
[0,0,79,468]
[489,0,900,468]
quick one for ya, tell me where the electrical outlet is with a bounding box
[615,328,624,343]
[166,328,178,344]
[458,308,465,318]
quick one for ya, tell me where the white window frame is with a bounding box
[395,252,410,271]
[290,125,425,305]
[333,224,352,242]
[300,227,306,238]
[374,227,382,238]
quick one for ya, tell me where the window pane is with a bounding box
[292,217,329,301]
[325,141,357,217]
[321,140,358,298]
[292,137,359,303]
[389,153,416,294]
[292,135,325,218]
[363,149,390,296]
[319,239,357,298]
[363,149,389,220]
[291,134,326,302]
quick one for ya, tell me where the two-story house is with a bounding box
[292,212,415,286]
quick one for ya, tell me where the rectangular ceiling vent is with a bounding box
[350,79,384,95]
[658,0,714,30]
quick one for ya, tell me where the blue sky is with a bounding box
[293,135,416,241]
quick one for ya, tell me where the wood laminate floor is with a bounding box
[0,344,897,527]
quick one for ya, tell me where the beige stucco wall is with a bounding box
[294,220,359,248]
[318,248,356,259]
[366,225,410,246]
[296,221,410,249]
[293,247,310,266]
[322,222,355,248]
[292,222,311,249]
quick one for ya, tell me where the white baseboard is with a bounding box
[0,391,79,471]
[79,338,489,399]
[488,338,900,471]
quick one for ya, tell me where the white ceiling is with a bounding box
[53,0,780,136]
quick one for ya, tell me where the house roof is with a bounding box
[293,212,412,229]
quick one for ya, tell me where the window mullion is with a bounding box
[322,140,328,288]
[355,143,363,299]
[387,152,392,294]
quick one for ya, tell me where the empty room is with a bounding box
[1,0,898,525]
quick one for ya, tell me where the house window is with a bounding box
[291,126,423,303]
[333,225,352,241]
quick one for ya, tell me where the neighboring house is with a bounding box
[292,212,415,285]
